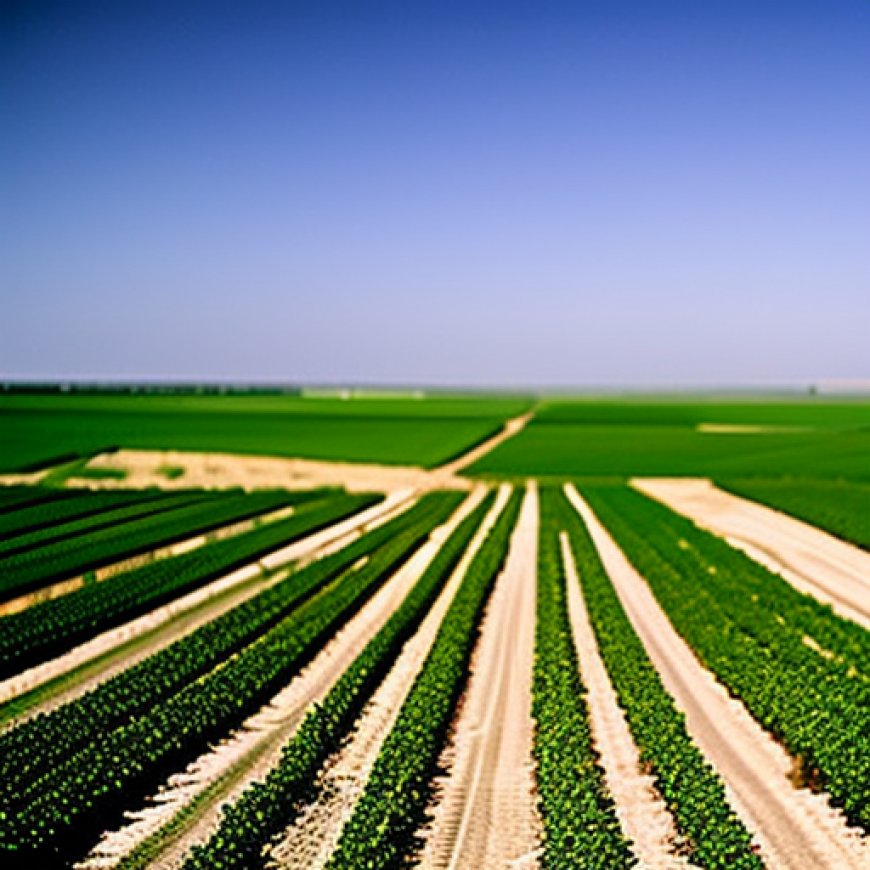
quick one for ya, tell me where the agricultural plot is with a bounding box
[1,395,869,869]
[0,392,531,472]
[470,398,870,478]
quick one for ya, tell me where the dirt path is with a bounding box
[419,482,542,870]
[266,485,510,869]
[76,489,481,870]
[560,532,695,870]
[566,484,870,870]
[435,411,534,477]
[633,478,870,632]
[0,491,416,723]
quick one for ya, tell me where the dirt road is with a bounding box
[419,483,541,870]
[633,478,870,632]
[566,484,870,870]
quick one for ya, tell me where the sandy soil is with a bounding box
[435,411,534,477]
[76,489,479,870]
[419,483,542,870]
[566,484,870,870]
[695,424,815,434]
[265,485,507,869]
[633,478,870,633]
[0,492,415,719]
[0,504,297,619]
[560,532,694,869]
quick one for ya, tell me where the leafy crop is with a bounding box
[183,491,495,869]
[560,486,762,868]
[324,489,523,869]
[0,492,460,865]
[0,492,376,678]
[532,486,634,868]
[579,483,870,832]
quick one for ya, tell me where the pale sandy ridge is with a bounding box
[419,482,542,870]
[559,531,695,870]
[267,484,507,869]
[633,477,870,632]
[566,484,870,870]
[76,489,479,870]
[0,491,415,719]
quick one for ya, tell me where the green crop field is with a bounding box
[0,393,531,473]
[469,397,870,479]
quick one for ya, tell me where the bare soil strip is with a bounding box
[266,485,510,869]
[0,504,297,618]
[76,489,481,870]
[566,484,870,870]
[560,532,695,870]
[633,478,870,632]
[419,482,542,870]
[0,491,415,722]
[435,411,534,477]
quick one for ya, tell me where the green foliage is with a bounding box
[0,492,461,864]
[0,393,530,471]
[0,492,377,678]
[0,489,302,600]
[579,483,870,833]
[719,477,870,551]
[470,399,870,479]
[324,489,523,869]
[183,491,495,869]
[533,487,634,868]
[559,487,762,868]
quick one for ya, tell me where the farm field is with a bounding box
[469,397,870,479]
[0,392,531,473]
[1,393,869,869]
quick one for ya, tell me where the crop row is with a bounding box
[718,477,870,552]
[580,483,870,830]
[532,487,634,868]
[0,488,301,600]
[183,491,496,868]
[324,489,523,869]
[0,486,72,515]
[0,490,214,560]
[0,491,461,865]
[0,491,376,679]
[0,497,393,789]
[560,486,762,868]
[0,488,167,545]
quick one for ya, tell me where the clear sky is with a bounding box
[2,1,868,388]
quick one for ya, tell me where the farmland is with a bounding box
[1,391,869,869]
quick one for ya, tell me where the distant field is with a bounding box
[470,398,870,479]
[0,393,531,472]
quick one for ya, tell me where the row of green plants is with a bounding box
[324,489,523,869]
[0,486,74,514]
[0,490,213,560]
[0,489,300,600]
[580,483,870,831]
[532,487,634,868]
[560,486,763,868]
[0,488,167,545]
[183,491,497,869]
[0,493,411,797]
[0,492,376,678]
[0,492,462,864]
[719,477,870,552]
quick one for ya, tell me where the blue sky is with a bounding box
[2,1,868,387]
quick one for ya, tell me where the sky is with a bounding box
[2,1,868,388]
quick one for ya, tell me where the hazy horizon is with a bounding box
[3,1,868,387]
